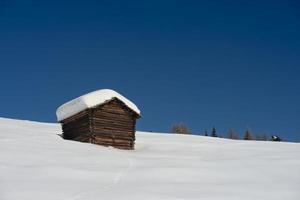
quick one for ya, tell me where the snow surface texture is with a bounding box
[56,89,140,122]
[1,117,300,200]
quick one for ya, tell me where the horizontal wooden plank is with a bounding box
[63,121,90,131]
[63,128,89,135]
[92,117,133,125]
[63,126,90,133]
[92,121,133,127]
[73,134,91,142]
[92,116,134,124]
[97,106,128,113]
[93,137,134,144]
[93,128,134,136]
[92,124,134,132]
[93,110,134,119]
[63,122,90,132]
[93,131,131,136]
[93,132,134,140]
[63,132,90,139]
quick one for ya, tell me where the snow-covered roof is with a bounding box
[56,89,140,122]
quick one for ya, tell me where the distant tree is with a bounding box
[171,123,191,134]
[227,128,239,140]
[204,130,208,136]
[244,129,253,140]
[271,135,282,142]
[211,126,218,137]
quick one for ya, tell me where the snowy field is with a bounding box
[0,117,299,200]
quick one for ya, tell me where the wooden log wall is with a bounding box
[90,99,136,150]
[61,110,91,141]
[60,98,138,150]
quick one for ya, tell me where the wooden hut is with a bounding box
[56,89,141,150]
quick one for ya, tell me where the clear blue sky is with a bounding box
[0,0,300,141]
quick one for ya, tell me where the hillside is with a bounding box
[0,117,299,200]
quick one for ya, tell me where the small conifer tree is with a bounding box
[244,129,253,140]
[204,130,208,136]
[211,126,218,137]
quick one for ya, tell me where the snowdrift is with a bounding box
[0,117,299,200]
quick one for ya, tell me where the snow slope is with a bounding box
[0,117,299,200]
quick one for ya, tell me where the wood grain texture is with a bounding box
[60,98,138,150]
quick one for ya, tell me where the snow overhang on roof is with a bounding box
[56,89,141,122]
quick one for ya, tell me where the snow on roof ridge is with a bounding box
[56,89,140,122]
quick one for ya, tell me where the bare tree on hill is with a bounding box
[171,123,191,134]
[227,128,239,139]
